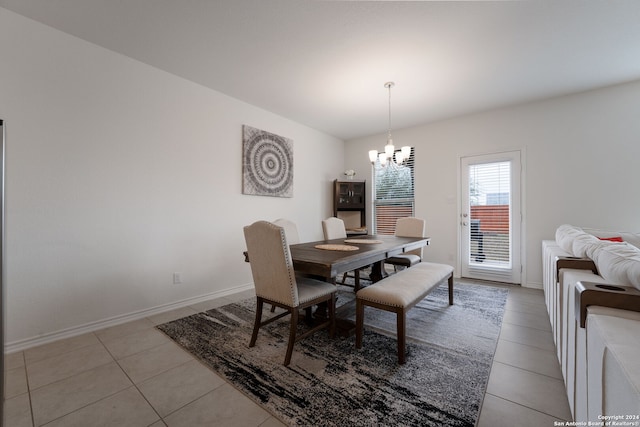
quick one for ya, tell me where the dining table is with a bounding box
[243,234,431,335]
[289,234,431,284]
[289,234,430,335]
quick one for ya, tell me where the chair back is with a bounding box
[395,217,426,258]
[273,218,300,244]
[322,217,347,240]
[243,221,298,307]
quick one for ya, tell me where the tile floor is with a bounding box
[4,283,571,426]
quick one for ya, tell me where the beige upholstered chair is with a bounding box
[322,217,347,240]
[273,218,300,244]
[385,217,426,270]
[244,221,336,366]
[270,218,301,312]
[322,217,365,290]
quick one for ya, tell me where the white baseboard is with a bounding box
[5,283,254,354]
[524,281,543,289]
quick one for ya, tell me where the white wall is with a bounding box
[345,80,640,288]
[0,9,344,349]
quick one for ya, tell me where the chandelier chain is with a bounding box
[386,82,394,142]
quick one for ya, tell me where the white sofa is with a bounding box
[586,306,640,421]
[541,239,572,363]
[542,225,640,422]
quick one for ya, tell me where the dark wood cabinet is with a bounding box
[335,181,365,208]
[334,180,366,235]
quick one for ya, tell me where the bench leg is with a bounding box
[355,299,364,349]
[397,308,406,364]
[448,273,454,305]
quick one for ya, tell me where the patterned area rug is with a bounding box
[157,281,509,426]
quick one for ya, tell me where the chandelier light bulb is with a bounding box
[369,150,378,163]
[385,142,395,158]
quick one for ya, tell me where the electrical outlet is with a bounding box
[173,272,183,285]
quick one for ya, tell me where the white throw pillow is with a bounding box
[584,239,621,260]
[556,224,585,256]
[571,232,601,259]
[591,243,640,290]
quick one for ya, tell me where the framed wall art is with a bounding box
[242,125,293,198]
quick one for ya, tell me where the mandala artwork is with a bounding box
[242,125,293,197]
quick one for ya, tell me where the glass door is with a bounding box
[460,151,521,284]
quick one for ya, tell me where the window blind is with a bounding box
[373,148,415,235]
[468,161,511,266]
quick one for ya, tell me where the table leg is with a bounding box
[369,261,388,283]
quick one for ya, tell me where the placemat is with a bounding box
[344,239,383,244]
[314,244,359,251]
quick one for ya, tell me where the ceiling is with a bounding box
[3,0,640,140]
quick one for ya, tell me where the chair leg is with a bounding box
[249,298,264,347]
[397,308,406,364]
[355,300,364,349]
[304,306,313,326]
[448,273,454,305]
[284,308,298,366]
[341,270,362,291]
[270,304,276,313]
[328,294,336,338]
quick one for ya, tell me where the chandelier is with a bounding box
[368,81,411,166]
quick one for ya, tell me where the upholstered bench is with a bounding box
[355,262,454,364]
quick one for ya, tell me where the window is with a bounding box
[372,147,415,235]
[468,161,511,265]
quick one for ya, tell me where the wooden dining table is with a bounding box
[289,235,430,283]
[243,234,430,335]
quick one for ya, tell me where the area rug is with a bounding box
[157,281,509,426]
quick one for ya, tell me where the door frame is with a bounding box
[457,148,526,285]
[0,119,5,427]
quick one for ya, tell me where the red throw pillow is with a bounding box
[598,236,624,242]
